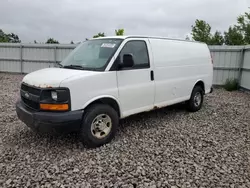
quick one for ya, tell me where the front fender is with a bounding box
[82,95,122,113]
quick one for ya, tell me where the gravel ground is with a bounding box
[0,73,249,188]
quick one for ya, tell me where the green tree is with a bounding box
[7,33,21,43]
[0,29,21,43]
[93,32,105,38]
[224,26,244,45]
[191,19,212,44]
[0,30,8,42]
[210,31,224,45]
[115,29,124,36]
[46,38,59,44]
[237,11,250,44]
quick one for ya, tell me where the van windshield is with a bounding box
[60,39,123,71]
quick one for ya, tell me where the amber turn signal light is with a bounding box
[40,103,69,111]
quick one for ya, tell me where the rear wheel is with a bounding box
[186,86,204,112]
[80,104,119,148]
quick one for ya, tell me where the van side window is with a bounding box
[120,41,149,68]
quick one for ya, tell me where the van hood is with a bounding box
[22,68,97,88]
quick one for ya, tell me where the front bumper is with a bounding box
[16,100,83,134]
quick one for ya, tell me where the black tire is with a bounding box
[80,104,119,148]
[186,86,204,112]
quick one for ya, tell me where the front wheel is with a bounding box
[186,86,204,112]
[80,104,119,148]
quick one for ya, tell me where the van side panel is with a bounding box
[149,38,213,107]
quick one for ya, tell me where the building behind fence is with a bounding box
[0,43,250,90]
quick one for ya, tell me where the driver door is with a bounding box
[116,39,155,117]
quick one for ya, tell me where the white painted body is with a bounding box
[22,36,213,118]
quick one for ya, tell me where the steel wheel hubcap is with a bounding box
[91,114,112,139]
[194,92,202,107]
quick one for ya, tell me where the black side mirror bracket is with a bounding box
[120,54,134,69]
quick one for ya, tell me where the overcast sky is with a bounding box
[1,0,250,43]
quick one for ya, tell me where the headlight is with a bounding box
[40,89,70,111]
[51,91,58,101]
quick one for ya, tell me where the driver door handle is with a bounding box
[150,70,154,81]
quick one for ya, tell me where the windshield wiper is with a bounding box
[62,64,100,71]
[63,64,86,70]
[56,63,63,68]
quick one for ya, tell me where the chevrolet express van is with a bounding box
[16,36,213,147]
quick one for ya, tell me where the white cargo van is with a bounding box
[16,36,213,147]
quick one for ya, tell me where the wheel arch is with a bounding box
[193,80,205,94]
[83,96,121,117]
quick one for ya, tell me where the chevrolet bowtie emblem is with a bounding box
[24,92,30,98]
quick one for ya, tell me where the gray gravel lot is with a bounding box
[0,73,250,188]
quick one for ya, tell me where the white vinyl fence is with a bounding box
[0,43,250,90]
[210,45,250,89]
[0,43,76,73]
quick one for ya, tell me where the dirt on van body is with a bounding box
[0,73,249,188]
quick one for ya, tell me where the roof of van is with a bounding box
[90,35,204,44]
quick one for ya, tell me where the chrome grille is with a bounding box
[20,83,41,110]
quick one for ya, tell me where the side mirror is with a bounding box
[121,54,134,68]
